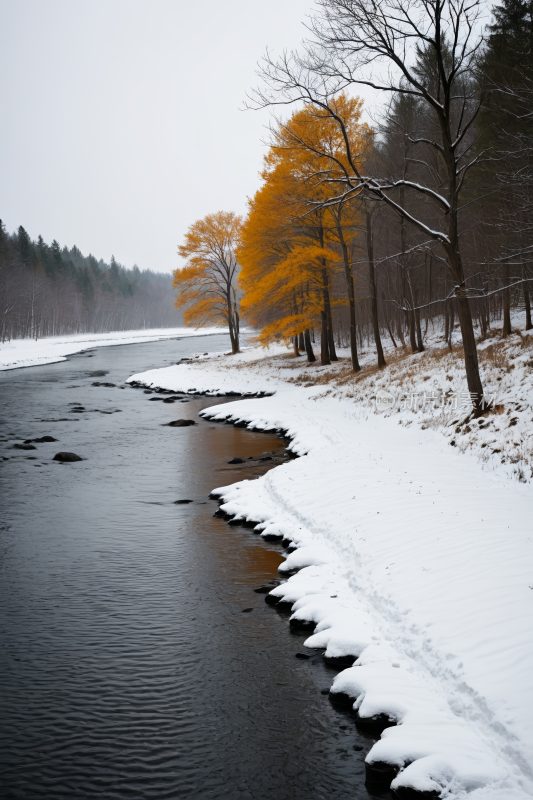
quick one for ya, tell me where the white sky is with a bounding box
[0,0,378,273]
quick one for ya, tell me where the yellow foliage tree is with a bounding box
[174,211,242,354]
[238,93,370,368]
[239,163,339,363]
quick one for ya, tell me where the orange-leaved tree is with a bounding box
[239,94,370,368]
[174,211,242,354]
[265,94,371,370]
[238,162,339,363]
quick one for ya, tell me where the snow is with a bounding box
[127,343,287,396]
[0,327,227,371]
[128,332,533,799]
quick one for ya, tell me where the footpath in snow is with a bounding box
[0,327,226,372]
[129,342,533,800]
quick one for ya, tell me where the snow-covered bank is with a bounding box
[0,327,227,371]
[128,347,533,799]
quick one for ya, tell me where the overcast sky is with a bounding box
[1,0,377,274]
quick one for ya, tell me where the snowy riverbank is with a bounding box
[128,342,533,799]
[0,327,227,371]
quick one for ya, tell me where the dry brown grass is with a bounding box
[291,366,353,386]
[226,328,533,402]
[479,342,511,371]
[287,342,463,393]
[516,330,533,349]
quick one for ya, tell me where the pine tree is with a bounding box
[477,0,533,335]
[18,226,32,266]
[50,240,63,281]
[480,0,533,139]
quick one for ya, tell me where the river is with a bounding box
[0,334,385,800]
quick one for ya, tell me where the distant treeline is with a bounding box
[0,221,182,341]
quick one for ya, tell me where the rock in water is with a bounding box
[162,398,175,403]
[174,499,193,504]
[13,444,37,450]
[167,420,196,427]
[228,457,244,464]
[53,452,83,462]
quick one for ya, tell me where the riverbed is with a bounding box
[0,334,383,800]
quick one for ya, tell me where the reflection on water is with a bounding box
[0,335,383,800]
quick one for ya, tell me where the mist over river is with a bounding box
[0,334,380,800]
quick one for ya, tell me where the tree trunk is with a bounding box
[318,225,337,362]
[524,269,532,330]
[366,207,386,367]
[406,275,418,354]
[320,267,336,362]
[293,335,300,356]
[425,254,432,335]
[320,310,330,365]
[298,332,305,351]
[456,295,484,412]
[409,310,417,352]
[227,301,237,355]
[304,328,316,362]
[291,296,300,356]
[399,187,417,354]
[382,291,397,347]
[395,265,405,345]
[415,306,424,352]
[226,290,240,354]
[446,245,484,413]
[448,300,455,352]
[413,282,424,352]
[396,313,405,345]
[480,301,487,340]
[502,264,512,338]
[327,313,337,361]
[439,81,485,413]
[233,312,240,354]
[335,216,360,370]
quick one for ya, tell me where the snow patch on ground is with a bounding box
[0,327,226,371]
[128,338,533,799]
[127,343,288,396]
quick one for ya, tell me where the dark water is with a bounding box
[0,334,383,800]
